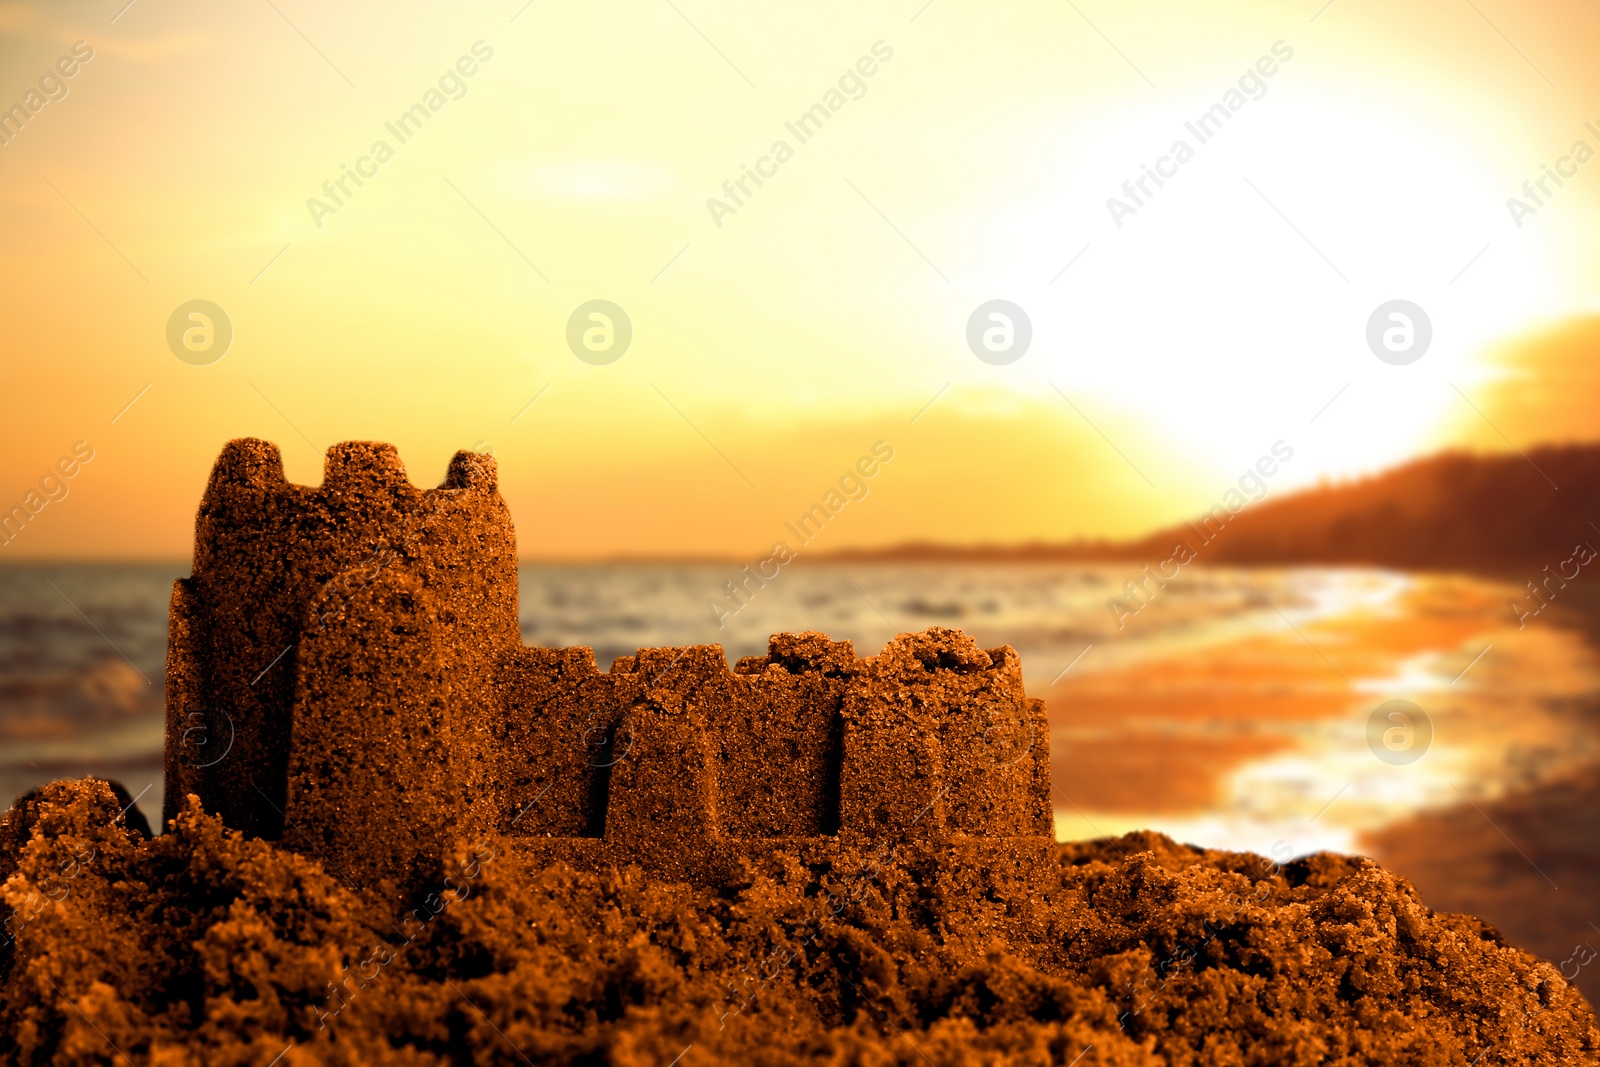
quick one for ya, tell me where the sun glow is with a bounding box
[0,0,1596,558]
[952,84,1566,485]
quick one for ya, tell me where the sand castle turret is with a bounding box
[164,440,1053,890]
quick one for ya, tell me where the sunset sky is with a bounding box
[1,0,1597,558]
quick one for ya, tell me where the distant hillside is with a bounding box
[825,444,1600,571]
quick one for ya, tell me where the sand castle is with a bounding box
[163,440,1053,890]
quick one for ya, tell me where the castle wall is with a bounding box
[716,632,853,838]
[493,645,611,838]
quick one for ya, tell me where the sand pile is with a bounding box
[2,778,1596,1065]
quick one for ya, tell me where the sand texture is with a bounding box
[2,779,1597,1064]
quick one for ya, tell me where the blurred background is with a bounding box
[3,0,1599,1001]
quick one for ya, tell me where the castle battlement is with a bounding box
[164,440,1052,890]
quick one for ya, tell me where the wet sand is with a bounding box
[1366,771,1600,1006]
[1365,580,1600,1006]
[1048,567,1600,1003]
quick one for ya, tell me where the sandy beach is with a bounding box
[1049,568,1600,1004]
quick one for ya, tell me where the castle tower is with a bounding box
[164,440,517,889]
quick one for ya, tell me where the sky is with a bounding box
[0,0,1597,559]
